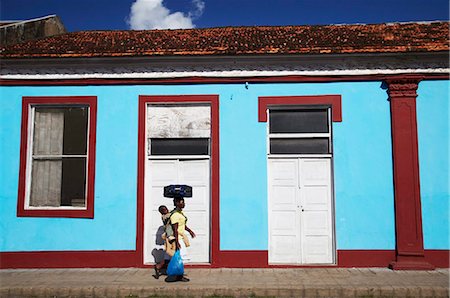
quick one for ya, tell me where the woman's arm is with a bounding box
[185,226,196,238]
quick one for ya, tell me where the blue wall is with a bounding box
[218,82,395,250]
[0,86,139,251]
[1,82,399,252]
[417,81,450,249]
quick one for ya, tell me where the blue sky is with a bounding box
[1,0,449,31]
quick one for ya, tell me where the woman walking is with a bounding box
[165,196,196,282]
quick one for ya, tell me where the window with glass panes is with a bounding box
[268,107,332,154]
[18,96,97,218]
[28,106,89,207]
[147,104,211,157]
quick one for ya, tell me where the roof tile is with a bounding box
[1,22,448,58]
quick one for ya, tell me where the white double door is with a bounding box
[268,158,334,264]
[144,159,210,264]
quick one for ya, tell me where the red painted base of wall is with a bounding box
[0,251,138,269]
[214,250,269,268]
[338,250,449,268]
[423,250,450,268]
[338,250,396,267]
[1,250,448,269]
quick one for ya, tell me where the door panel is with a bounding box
[150,160,178,184]
[300,158,333,264]
[302,236,332,264]
[268,158,334,264]
[179,159,210,263]
[144,159,210,264]
[268,159,301,264]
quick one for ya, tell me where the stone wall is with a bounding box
[0,15,66,46]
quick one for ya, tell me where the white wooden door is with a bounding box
[268,159,301,263]
[268,158,334,264]
[299,159,333,263]
[144,159,210,264]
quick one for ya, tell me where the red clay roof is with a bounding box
[1,22,449,58]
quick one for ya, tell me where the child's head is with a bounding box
[158,205,169,215]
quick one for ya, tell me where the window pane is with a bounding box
[148,105,211,138]
[33,109,64,155]
[150,138,209,155]
[63,107,88,155]
[29,158,87,207]
[270,138,330,154]
[33,107,88,155]
[61,157,87,207]
[269,109,329,133]
[30,159,62,207]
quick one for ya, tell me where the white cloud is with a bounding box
[189,0,205,19]
[128,0,205,30]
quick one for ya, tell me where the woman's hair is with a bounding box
[173,197,184,206]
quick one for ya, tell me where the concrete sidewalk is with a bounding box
[0,267,448,297]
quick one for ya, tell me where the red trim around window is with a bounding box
[137,95,220,266]
[258,95,342,122]
[17,96,97,218]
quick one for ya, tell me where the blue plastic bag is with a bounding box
[167,250,184,276]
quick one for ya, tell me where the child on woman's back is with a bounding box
[154,205,175,279]
[159,205,175,243]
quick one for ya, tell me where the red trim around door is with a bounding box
[258,95,342,122]
[17,96,97,218]
[137,95,220,267]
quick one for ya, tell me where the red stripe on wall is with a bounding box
[424,250,450,268]
[338,250,449,268]
[1,250,447,269]
[0,74,448,86]
[215,251,269,268]
[0,251,138,269]
[338,250,396,267]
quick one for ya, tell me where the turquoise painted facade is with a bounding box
[417,81,450,249]
[0,81,448,253]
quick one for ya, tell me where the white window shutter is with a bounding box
[30,110,64,207]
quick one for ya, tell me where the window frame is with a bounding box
[146,103,211,160]
[268,106,333,155]
[17,96,97,218]
[258,95,342,158]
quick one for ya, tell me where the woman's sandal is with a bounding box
[153,265,161,279]
[180,276,190,282]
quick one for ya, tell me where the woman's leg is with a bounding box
[177,239,190,281]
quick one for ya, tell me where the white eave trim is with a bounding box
[1,52,448,80]
[1,68,449,80]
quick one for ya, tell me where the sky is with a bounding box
[0,0,449,32]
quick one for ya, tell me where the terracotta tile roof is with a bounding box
[1,22,448,58]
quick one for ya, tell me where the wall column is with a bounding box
[386,78,434,270]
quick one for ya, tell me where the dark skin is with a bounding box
[172,199,196,250]
[155,205,170,271]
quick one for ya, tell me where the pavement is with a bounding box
[0,267,449,297]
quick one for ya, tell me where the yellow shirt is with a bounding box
[170,211,187,235]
